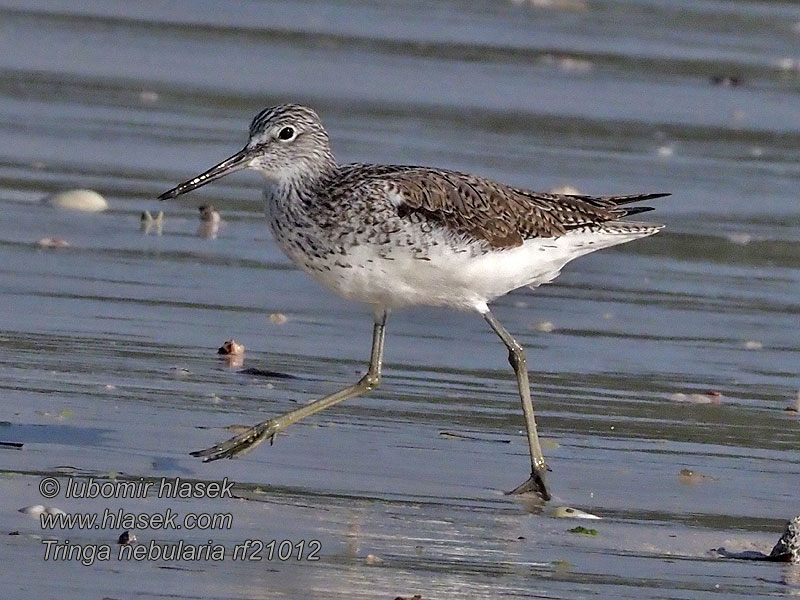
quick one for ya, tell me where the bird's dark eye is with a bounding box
[278,127,295,141]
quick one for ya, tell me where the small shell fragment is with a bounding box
[726,232,752,245]
[668,391,722,405]
[269,313,288,325]
[656,145,674,158]
[138,90,159,104]
[36,237,70,249]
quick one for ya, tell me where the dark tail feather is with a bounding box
[564,191,668,217]
[621,205,656,216]
[606,192,670,206]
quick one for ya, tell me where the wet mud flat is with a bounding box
[1,0,799,597]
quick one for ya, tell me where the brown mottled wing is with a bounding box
[376,166,667,248]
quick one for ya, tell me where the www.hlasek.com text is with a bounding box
[40,508,233,531]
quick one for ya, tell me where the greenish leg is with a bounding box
[192,310,388,461]
[483,310,551,501]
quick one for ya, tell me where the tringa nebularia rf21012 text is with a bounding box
[159,104,667,501]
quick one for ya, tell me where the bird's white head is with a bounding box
[158,103,336,201]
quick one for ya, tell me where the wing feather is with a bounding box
[335,165,667,249]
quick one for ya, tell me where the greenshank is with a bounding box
[159,104,667,501]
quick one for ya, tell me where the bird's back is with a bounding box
[321,163,665,249]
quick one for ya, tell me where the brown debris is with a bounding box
[217,339,245,355]
[117,530,137,545]
[678,468,716,484]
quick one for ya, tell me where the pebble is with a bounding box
[43,189,108,212]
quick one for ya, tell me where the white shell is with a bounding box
[18,505,66,516]
[44,189,108,212]
[551,506,602,520]
[18,504,46,516]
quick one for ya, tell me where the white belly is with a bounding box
[297,226,659,312]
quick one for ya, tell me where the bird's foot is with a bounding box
[191,419,279,462]
[506,467,551,501]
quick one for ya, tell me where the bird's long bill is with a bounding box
[157,147,254,200]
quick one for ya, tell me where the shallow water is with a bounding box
[1,0,799,598]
